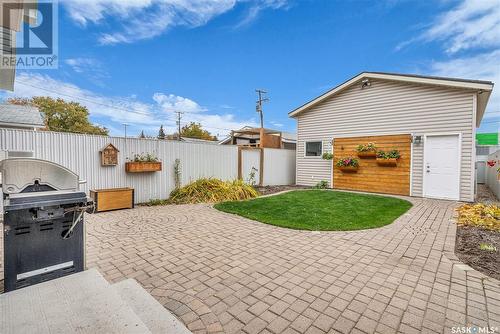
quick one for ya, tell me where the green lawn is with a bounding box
[214,190,412,231]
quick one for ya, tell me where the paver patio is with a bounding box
[4,195,499,333]
[84,196,500,333]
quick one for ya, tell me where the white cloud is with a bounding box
[236,0,288,28]
[8,72,156,125]
[153,93,206,113]
[61,0,289,45]
[397,0,500,54]
[422,0,500,54]
[2,73,257,137]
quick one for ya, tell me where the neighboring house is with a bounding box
[475,133,499,184]
[0,104,45,130]
[289,72,494,202]
[219,126,297,149]
[178,136,219,144]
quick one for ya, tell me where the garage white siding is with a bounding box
[295,79,476,202]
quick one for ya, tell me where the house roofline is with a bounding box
[0,121,45,129]
[288,72,494,126]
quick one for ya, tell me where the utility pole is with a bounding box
[175,111,184,141]
[255,89,269,148]
[122,123,129,139]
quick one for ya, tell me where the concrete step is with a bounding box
[0,269,151,334]
[112,279,191,334]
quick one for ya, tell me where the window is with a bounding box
[305,141,322,157]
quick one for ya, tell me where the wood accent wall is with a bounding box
[333,134,411,196]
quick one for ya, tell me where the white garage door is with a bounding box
[423,134,460,200]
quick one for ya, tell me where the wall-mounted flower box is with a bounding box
[376,149,401,167]
[126,153,161,173]
[339,166,359,173]
[356,143,377,158]
[357,151,377,158]
[336,156,359,173]
[376,158,398,167]
[125,161,162,173]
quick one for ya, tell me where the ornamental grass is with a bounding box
[169,178,259,204]
[457,203,500,231]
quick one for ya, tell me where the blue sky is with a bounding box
[3,0,499,137]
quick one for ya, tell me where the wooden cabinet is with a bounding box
[90,188,134,212]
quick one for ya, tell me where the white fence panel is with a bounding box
[263,148,296,186]
[241,149,261,185]
[0,129,239,203]
[486,150,500,200]
[0,129,297,202]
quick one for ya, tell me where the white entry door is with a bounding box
[423,134,460,200]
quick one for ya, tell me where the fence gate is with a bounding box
[238,148,263,186]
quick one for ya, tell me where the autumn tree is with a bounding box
[7,97,108,135]
[177,122,217,141]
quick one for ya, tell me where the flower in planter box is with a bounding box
[127,152,160,163]
[356,142,377,152]
[335,157,359,167]
[377,149,401,159]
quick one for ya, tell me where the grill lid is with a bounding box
[0,158,80,195]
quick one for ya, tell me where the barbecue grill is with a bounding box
[1,158,93,292]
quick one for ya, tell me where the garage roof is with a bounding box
[289,72,494,127]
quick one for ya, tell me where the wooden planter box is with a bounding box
[125,162,162,173]
[376,158,398,167]
[357,151,377,158]
[90,188,134,212]
[338,166,359,173]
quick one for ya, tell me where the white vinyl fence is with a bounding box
[0,129,296,203]
[485,149,500,200]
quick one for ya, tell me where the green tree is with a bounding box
[139,130,146,139]
[179,122,217,141]
[7,97,108,135]
[158,125,166,139]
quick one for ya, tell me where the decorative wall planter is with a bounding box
[125,162,162,173]
[357,151,377,158]
[339,166,359,173]
[376,158,398,167]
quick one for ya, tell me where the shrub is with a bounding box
[356,142,377,152]
[457,203,500,231]
[335,157,359,167]
[377,149,401,159]
[314,180,329,189]
[169,178,259,204]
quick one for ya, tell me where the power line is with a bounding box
[14,80,237,132]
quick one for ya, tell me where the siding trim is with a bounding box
[422,132,462,201]
[472,93,478,200]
